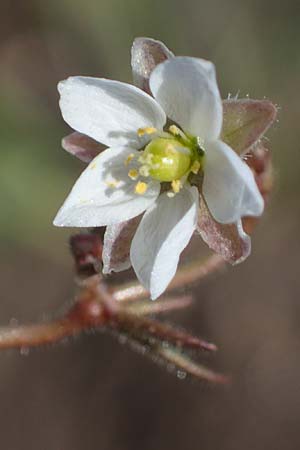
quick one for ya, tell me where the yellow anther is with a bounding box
[138,152,153,166]
[139,165,150,177]
[128,169,139,180]
[171,179,182,193]
[137,127,157,137]
[168,125,181,136]
[168,125,188,141]
[135,181,148,195]
[124,153,135,166]
[190,160,201,174]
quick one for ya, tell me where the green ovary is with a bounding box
[142,138,192,182]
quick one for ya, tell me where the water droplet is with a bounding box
[118,335,127,345]
[177,370,187,380]
[20,347,29,356]
[140,345,147,355]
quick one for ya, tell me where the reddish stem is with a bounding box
[158,346,230,384]
[112,312,217,352]
[113,254,225,302]
[125,295,193,315]
[0,319,82,350]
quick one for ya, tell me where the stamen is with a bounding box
[128,169,139,180]
[137,127,157,137]
[171,179,182,193]
[124,153,135,166]
[135,181,148,195]
[138,153,153,165]
[197,136,205,148]
[168,125,188,141]
[190,160,201,174]
[139,165,150,177]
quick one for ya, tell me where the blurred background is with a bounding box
[0,0,299,449]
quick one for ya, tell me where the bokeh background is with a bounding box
[0,0,299,449]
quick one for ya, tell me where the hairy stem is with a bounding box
[157,346,229,384]
[113,253,225,302]
[0,255,224,356]
[124,295,193,315]
[0,319,82,349]
[112,311,217,351]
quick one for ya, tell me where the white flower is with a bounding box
[54,50,264,300]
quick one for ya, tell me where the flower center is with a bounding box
[124,125,204,196]
[140,137,192,182]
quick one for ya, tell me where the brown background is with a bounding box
[0,0,300,449]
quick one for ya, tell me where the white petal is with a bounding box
[58,77,166,148]
[203,140,264,224]
[130,186,199,300]
[149,57,222,140]
[54,146,160,227]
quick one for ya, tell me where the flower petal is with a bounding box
[103,216,141,274]
[197,196,251,264]
[221,99,278,154]
[53,146,160,227]
[62,132,106,163]
[130,186,199,300]
[58,76,166,148]
[203,140,264,224]
[131,37,174,94]
[149,57,223,140]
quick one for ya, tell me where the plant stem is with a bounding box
[113,253,225,302]
[0,319,82,349]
